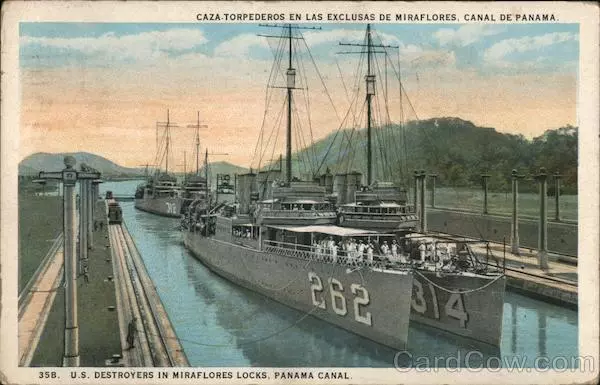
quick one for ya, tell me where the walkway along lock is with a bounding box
[36,156,101,367]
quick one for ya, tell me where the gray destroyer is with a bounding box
[182,24,505,350]
[135,173,182,217]
[135,110,184,217]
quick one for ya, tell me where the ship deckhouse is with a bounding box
[255,182,337,226]
[182,175,208,199]
[136,173,181,199]
[338,181,418,231]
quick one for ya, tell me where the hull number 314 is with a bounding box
[412,279,469,328]
[308,272,372,326]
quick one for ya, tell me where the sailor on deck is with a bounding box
[418,242,426,262]
[331,242,339,263]
[348,239,357,262]
[389,239,402,264]
[327,236,335,255]
[381,241,390,256]
[357,240,365,262]
[366,242,374,263]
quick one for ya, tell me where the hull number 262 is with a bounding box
[308,272,372,326]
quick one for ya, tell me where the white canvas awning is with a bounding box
[283,199,326,204]
[266,224,387,237]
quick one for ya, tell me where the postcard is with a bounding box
[1,1,598,384]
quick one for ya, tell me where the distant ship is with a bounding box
[182,24,505,350]
[135,110,183,217]
[179,112,211,215]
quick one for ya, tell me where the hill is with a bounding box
[281,117,577,193]
[20,152,144,177]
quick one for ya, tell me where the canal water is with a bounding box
[101,181,578,368]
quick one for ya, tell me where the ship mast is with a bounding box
[166,109,170,174]
[286,24,293,185]
[366,24,373,186]
[185,111,208,177]
[155,109,179,177]
[340,24,398,186]
[196,112,201,176]
[258,23,321,185]
[205,149,209,211]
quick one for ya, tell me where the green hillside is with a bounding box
[283,117,577,193]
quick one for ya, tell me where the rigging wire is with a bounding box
[294,37,318,176]
[251,32,287,170]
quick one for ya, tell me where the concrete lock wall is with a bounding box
[427,209,577,257]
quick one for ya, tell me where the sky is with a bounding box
[20,22,579,169]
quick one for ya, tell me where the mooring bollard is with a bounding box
[481,174,491,215]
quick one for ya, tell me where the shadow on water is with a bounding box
[103,182,578,369]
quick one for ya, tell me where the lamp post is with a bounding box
[536,167,549,270]
[419,170,427,233]
[481,174,491,214]
[429,174,437,208]
[36,156,101,366]
[510,169,524,255]
[413,170,419,216]
[554,172,561,222]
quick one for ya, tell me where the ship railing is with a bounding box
[340,205,416,215]
[338,213,418,221]
[262,240,391,269]
[261,240,502,275]
[258,209,337,218]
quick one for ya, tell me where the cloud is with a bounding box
[434,25,505,47]
[21,29,209,62]
[213,33,270,57]
[407,50,456,68]
[483,32,578,63]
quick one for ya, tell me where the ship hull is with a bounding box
[183,232,414,350]
[409,271,506,346]
[183,230,506,348]
[135,197,182,218]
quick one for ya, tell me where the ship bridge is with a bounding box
[338,182,418,231]
[254,182,337,226]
